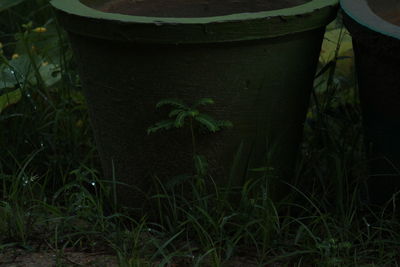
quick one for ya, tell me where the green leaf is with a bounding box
[0,89,22,114]
[0,66,18,89]
[187,109,199,117]
[194,114,220,132]
[0,0,26,12]
[194,154,208,176]
[174,111,189,128]
[147,120,174,134]
[168,108,184,118]
[10,54,33,80]
[156,98,188,110]
[70,91,85,105]
[217,120,233,128]
[21,25,62,64]
[193,98,214,108]
[0,55,32,89]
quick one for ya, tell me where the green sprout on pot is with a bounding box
[147,98,232,177]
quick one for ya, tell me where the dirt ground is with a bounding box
[0,248,283,266]
[0,249,118,267]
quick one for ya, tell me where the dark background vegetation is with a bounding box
[0,1,399,266]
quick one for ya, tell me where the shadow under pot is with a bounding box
[342,0,400,205]
[51,0,338,213]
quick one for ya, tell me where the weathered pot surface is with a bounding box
[342,0,400,204]
[51,0,337,43]
[51,0,338,213]
[341,0,400,38]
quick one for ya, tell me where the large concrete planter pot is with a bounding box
[342,0,400,204]
[51,0,337,211]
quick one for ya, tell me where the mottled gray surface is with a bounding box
[67,28,324,212]
[343,5,400,204]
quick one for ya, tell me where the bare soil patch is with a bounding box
[0,249,117,267]
[377,10,400,26]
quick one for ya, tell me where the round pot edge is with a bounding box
[51,0,338,43]
[341,0,400,40]
[51,0,337,24]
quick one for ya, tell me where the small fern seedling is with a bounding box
[147,98,232,134]
[147,98,233,177]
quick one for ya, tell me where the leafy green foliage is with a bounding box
[193,97,214,107]
[148,98,233,179]
[0,89,21,113]
[0,0,25,12]
[0,20,65,114]
[155,98,188,110]
[147,98,232,134]
[146,119,175,134]
[193,154,208,177]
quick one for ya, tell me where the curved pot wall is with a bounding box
[342,0,400,204]
[52,0,338,211]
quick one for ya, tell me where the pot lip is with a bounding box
[341,0,400,40]
[51,0,337,24]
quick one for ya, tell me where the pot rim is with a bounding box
[51,0,338,43]
[52,0,336,24]
[341,0,400,40]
